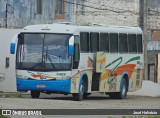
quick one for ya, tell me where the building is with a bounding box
[147,0,160,82]
[0,0,72,28]
[71,0,160,82]
[72,0,139,26]
[0,0,160,92]
[0,28,20,92]
[0,0,72,92]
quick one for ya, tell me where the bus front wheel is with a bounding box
[72,80,85,101]
[31,90,40,98]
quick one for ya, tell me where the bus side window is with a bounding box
[90,32,99,53]
[109,33,118,53]
[80,32,89,53]
[119,33,128,53]
[73,36,80,69]
[100,33,109,52]
[137,34,143,53]
[128,34,137,53]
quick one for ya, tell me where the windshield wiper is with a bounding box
[28,62,43,70]
[46,49,56,69]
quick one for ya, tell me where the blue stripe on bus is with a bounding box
[16,78,71,93]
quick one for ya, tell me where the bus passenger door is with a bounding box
[91,52,106,92]
[71,36,80,93]
[96,52,106,73]
[73,36,80,69]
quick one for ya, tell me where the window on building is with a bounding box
[119,33,128,53]
[37,0,42,14]
[100,33,109,52]
[56,0,65,19]
[90,33,99,52]
[80,32,89,53]
[110,33,118,53]
[137,34,143,53]
[58,0,63,14]
[128,34,137,53]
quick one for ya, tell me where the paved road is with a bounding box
[0,93,160,118]
[1,93,160,109]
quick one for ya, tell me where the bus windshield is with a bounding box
[16,33,72,71]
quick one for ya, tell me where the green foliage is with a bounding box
[121,116,160,118]
[148,116,160,118]
[0,92,22,98]
[0,115,11,118]
[122,116,127,118]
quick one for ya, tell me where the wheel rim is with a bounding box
[122,84,126,96]
[122,80,126,97]
[80,83,84,99]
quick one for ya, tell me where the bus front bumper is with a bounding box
[16,78,71,93]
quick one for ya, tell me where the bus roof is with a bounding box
[21,23,142,34]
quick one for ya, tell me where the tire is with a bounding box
[31,90,40,98]
[116,79,127,99]
[109,92,115,99]
[72,80,85,101]
[83,93,91,99]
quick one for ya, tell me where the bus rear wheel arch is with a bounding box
[109,75,128,99]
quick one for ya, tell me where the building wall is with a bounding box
[72,0,139,26]
[147,0,160,30]
[0,29,20,92]
[147,0,160,64]
[147,0,160,40]
[157,54,160,84]
[0,0,72,28]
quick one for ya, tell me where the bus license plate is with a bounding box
[37,84,46,88]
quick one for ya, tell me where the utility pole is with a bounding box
[139,0,148,80]
[144,0,148,80]
[139,0,144,30]
[5,3,8,28]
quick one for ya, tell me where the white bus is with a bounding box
[10,23,143,101]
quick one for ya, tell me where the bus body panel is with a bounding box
[78,53,143,93]
[16,70,72,93]
[16,78,71,93]
[13,23,143,97]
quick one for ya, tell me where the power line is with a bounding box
[79,0,139,12]
[68,0,139,24]
[64,0,137,14]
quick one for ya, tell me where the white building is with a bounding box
[0,29,20,92]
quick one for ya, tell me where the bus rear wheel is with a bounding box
[109,92,115,99]
[31,90,40,98]
[109,79,127,99]
[116,79,127,99]
[83,93,91,99]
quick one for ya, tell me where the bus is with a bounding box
[10,23,143,101]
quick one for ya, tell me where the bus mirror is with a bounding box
[18,34,22,39]
[10,43,15,54]
[10,34,18,54]
[69,36,74,55]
